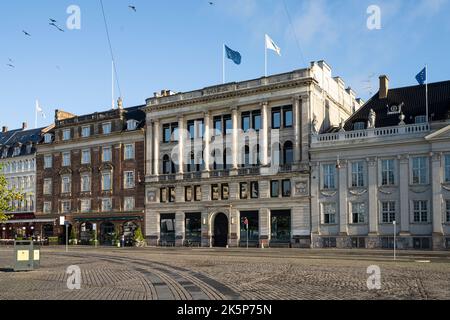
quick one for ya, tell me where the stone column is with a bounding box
[300,95,310,163]
[310,162,320,247]
[399,155,410,234]
[338,161,348,236]
[231,107,239,169]
[293,96,301,163]
[260,102,269,166]
[145,119,153,176]
[178,116,185,174]
[367,157,378,234]
[153,120,160,176]
[431,153,444,249]
[229,207,239,247]
[203,111,211,172]
[201,211,210,247]
[259,208,270,248]
[175,211,185,247]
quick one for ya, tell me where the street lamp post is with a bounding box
[393,220,396,261]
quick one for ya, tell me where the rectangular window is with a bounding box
[413,200,428,223]
[381,201,396,223]
[163,124,171,143]
[252,111,261,131]
[124,144,135,160]
[80,174,91,192]
[224,116,232,135]
[169,187,176,203]
[102,122,111,134]
[322,203,337,224]
[101,198,112,212]
[446,200,450,223]
[62,152,71,167]
[221,184,229,200]
[211,184,220,201]
[188,121,195,139]
[271,210,291,242]
[44,155,53,169]
[272,108,281,129]
[322,164,336,189]
[102,147,112,162]
[214,116,222,136]
[241,112,250,132]
[415,115,427,124]
[351,162,365,187]
[250,181,259,199]
[61,201,71,213]
[445,155,450,183]
[171,123,179,142]
[124,197,135,210]
[185,186,192,202]
[381,159,395,186]
[194,185,202,201]
[102,172,112,191]
[282,179,291,197]
[43,202,52,214]
[43,179,52,195]
[81,149,91,164]
[81,126,90,138]
[283,107,293,128]
[80,199,91,213]
[351,202,366,224]
[62,129,71,141]
[412,157,428,184]
[271,180,280,198]
[240,182,248,199]
[124,171,135,189]
[61,176,71,194]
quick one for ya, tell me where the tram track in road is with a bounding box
[59,251,241,300]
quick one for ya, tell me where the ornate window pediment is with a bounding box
[59,168,72,175]
[99,163,114,171]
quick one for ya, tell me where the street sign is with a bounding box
[59,216,65,226]
[92,223,97,231]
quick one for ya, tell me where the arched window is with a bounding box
[283,141,294,165]
[163,155,171,174]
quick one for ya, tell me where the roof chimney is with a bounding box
[117,97,123,110]
[379,75,389,99]
[2,126,7,133]
[22,122,28,130]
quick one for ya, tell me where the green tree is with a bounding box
[0,165,23,222]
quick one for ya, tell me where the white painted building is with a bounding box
[310,76,450,250]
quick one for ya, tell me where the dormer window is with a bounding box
[26,144,32,154]
[127,120,138,131]
[354,122,365,130]
[415,115,427,124]
[44,134,52,144]
[102,122,112,135]
[1,148,8,158]
[13,146,21,157]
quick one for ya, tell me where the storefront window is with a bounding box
[240,211,259,244]
[271,210,291,242]
[185,213,201,243]
[160,214,175,244]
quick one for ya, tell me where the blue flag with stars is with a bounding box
[225,45,241,65]
[415,67,427,85]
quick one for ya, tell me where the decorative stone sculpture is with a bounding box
[312,114,319,134]
[339,120,346,132]
[368,109,376,128]
[398,112,406,125]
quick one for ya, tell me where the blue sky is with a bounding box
[1,0,449,130]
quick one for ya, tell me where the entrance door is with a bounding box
[100,222,115,246]
[213,213,229,247]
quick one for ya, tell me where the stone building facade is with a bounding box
[35,103,146,245]
[310,76,450,250]
[144,61,363,248]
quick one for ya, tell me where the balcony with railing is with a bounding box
[311,123,430,146]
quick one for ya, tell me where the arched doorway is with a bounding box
[100,222,115,246]
[213,213,229,247]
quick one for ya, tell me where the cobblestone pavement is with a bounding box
[0,247,449,300]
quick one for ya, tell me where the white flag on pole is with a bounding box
[265,34,281,56]
[36,100,46,119]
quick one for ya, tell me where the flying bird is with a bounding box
[128,5,136,12]
[6,64,15,68]
[49,22,65,32]
[209,2,214,5]
[22,30,31,36]
[49,18,57,23]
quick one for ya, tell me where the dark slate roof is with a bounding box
[0,127,44,158]
[124,105,146,129]
[345,80,450,131]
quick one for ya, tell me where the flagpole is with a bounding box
[265,35,267,77]
[112,60,115,109]
[426,64,429,123]
[35,100,38,129]
[222,44,225,84]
